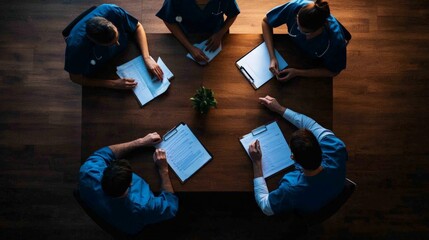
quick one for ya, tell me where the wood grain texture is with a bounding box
[0,0,428,239]
[82,34,332,191]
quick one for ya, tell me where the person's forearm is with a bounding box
[109,138,146,159]
[293,68,338,78]
[134,23,152,61]
[164,21,194,52]
[253,162,263,178]
[70,74,118,88]
[262,18,276,60]
[159,171,174,193]
[253,177,274,216]
[216,15,237,36]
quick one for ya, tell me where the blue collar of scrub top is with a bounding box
[288,22,331,58]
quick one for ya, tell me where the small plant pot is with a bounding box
[190,86,217,114]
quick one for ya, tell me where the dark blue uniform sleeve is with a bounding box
[143,191,179,224]
[156,0,177,24]
[319,134,348,170]
[64,44,87,75]
[79,146,116,188]
[323,46,346,73]
[322,17,347,73]
[224,0,240,17]
[266,2,298,28]
[106,4,138,33]
[268,175,296,214]
[85,146,117,167]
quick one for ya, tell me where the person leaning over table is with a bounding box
[249,95,347,215]
[79,133,178,235]
[262,0,348,81]
[156,0,240,64]
[64,4,163,89]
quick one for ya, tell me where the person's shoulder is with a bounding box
[94,4,126,18]
[320,133,346,150]
[97,3,122,12]
[290,0,313,8]
[281,170,303,187]
[327,16,347,48]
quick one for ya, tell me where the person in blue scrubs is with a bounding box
[65,4,163,89]
[79,133,178,235]
[156,0,240,64]
[249,95,347,215]
[262,0,348,81]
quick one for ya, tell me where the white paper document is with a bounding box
[239,121,293,178]
[186,39,222,65]
[116,56,174,107]
[156,123,212,182]
[236,42,288,89]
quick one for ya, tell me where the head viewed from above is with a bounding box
[290,129,322,170]
[102,159,132,197]
[297,0,330,33]
[86,16,119,46]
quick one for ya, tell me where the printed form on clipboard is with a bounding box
[156,123,212,183]
[236,42,288,89]
[116,56,174,107]
[239,121,294,178]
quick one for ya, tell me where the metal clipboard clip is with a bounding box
[239,66,254,83]
[163,127,178,141]
[251,125,268,136]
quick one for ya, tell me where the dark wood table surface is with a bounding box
[82,33,332,192]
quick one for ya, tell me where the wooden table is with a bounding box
[82,34,332,192]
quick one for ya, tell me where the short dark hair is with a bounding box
[85,16,116,44]
[290,129,322,170]
[102,159,132,197]
[298,0,330,31]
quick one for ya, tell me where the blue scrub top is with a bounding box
[64,4,138,76]
[79,147,179,235]
[268,134,348,214]
[266,0,347,73]
[156,0,240,34]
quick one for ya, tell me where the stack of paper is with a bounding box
[186,39,222,65]
[116,56,174,107]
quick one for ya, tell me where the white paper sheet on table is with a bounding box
[116,56,174,107]
[186,39,222,65]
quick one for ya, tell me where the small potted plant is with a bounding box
[190,86,217,114]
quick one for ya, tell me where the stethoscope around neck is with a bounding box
[211,1,223,16]
[287,21,331,58]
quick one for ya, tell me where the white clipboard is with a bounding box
[239,121,293,178]
[236,42,288,89]
[156,122,212,183]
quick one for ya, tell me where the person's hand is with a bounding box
[205,32,223,52]
[269,57,279,76]
[153,148,169,174]
[111,78,137,89]
[277,68,298,82]
[140,132,162,146]
[144,56,164,80]
[190,46,209,65]
[249,140,262,164]
[259,95,286,115]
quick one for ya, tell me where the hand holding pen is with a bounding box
[249,140,263,178]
